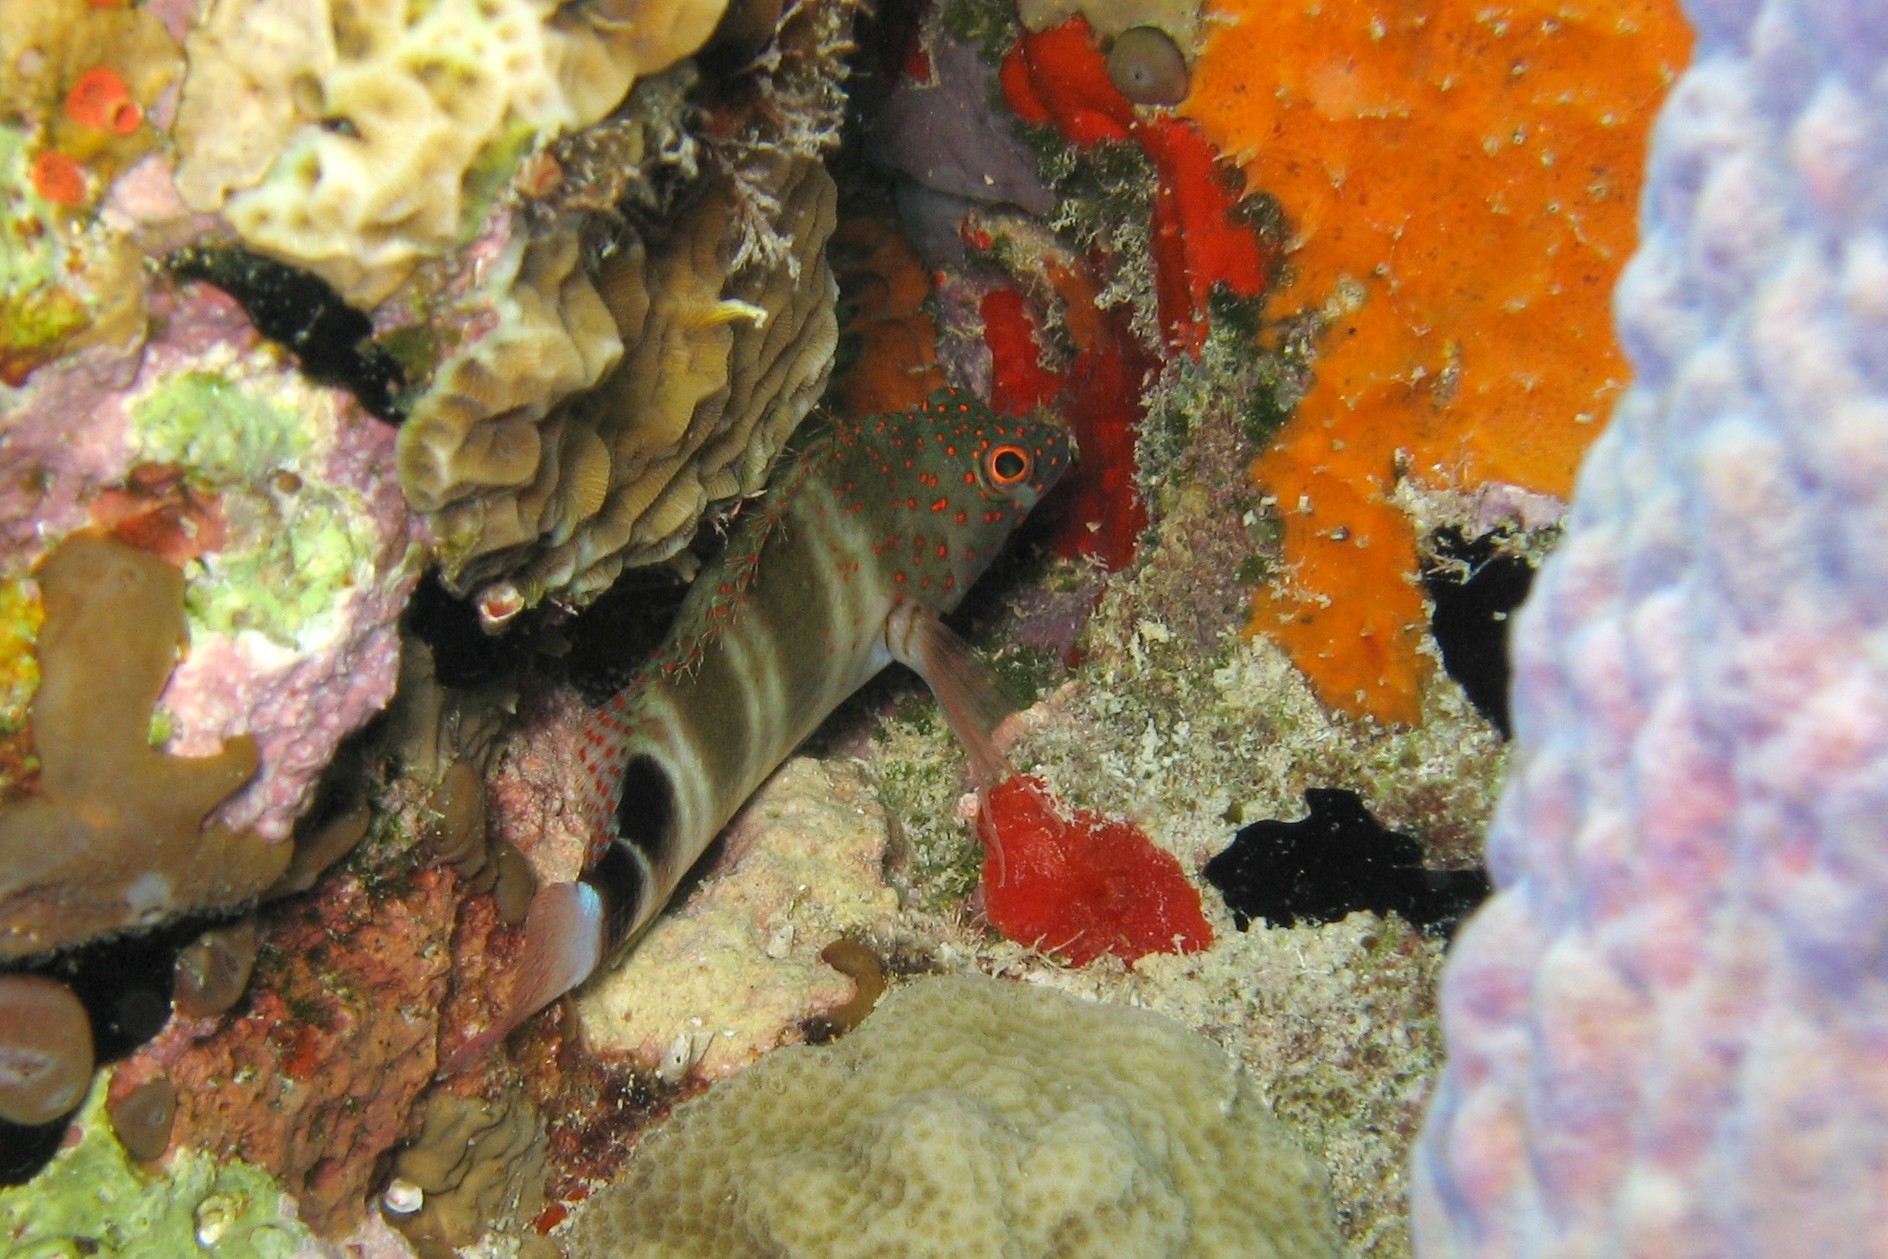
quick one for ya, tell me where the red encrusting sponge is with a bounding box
[999,16,1275,353]
[977,775,1214,965]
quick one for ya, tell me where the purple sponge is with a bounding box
[1414,0,1888,1252]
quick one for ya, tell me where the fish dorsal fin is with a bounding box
[885,603,1017,788]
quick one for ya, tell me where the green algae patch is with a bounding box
[0,1078,316,1259]
[192,488,378,646]
[128,370,385,648]
[0,126,93,383]
[130,371,310,484]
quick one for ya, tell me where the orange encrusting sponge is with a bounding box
[1181,0,1690,723]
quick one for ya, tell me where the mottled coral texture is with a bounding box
[1413,0,1888,1253]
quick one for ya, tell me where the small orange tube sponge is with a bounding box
[1181,0,1689,722]
[0,534,288,960]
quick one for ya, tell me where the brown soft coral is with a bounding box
[387,1090,551,1259]
[0,534,288,960]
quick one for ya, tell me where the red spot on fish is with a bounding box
[976,775,1213,966]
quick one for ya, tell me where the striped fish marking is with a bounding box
[457,389,1072,1064]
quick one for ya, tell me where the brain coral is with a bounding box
[406,156,840,608]
[173,0,730,305]
[565,974,1340,1259]
[1179,0,1690,723]
[1414,0,1888,1252]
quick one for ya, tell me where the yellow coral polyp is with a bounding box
[1181,0,1690,723]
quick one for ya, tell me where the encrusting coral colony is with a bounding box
[0,0,1878,1252]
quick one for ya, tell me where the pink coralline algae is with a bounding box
[2,282,424,840]
[1413,0,1888,1254]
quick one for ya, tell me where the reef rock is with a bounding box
[575,757,901,1080]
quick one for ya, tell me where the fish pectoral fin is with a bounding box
[885,603,1018,787]
[437,880,604,1076]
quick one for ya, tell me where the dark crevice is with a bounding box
[1204,788,1490,937]
[1421,526,1537,738]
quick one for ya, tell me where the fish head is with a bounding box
[841,388,1074,607]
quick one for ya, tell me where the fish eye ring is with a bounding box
[986,444,1032,487]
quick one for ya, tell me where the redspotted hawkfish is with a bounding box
[453,390,1071,1065]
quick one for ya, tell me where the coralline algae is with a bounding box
[1413,0,1888,1252]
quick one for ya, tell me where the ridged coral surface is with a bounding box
[173,0,728,304]
[1413,0,1888,1251]
[566,974,1342,1259]
[1181,0,1690,722]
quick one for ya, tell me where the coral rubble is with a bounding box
[1413,0,1888,1251]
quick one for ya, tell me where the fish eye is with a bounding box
[986,444,1032,487]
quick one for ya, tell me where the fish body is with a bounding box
[469,390,1071,1059]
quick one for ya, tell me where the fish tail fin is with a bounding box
[438,879,604,1076]
[886,603,1018,788]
